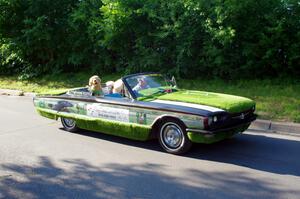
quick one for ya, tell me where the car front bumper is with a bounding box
[187,114,257,136]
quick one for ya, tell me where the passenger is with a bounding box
[112,79,124,94]
[105,81,115,94]
[100,79,123,98]
[133,77,149,92]
[88,75,103,96]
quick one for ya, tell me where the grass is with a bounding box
[0,73,299,123]
[157,90,255,113]
[36,107,151,141]
[180,78,300,123]
[0,72,121,93]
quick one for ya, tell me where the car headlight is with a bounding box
[213,116,218,122]
[204,116,218,128]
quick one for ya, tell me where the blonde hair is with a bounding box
[112,79,124,93]
[89,75,101,87]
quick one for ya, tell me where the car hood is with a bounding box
[146,90,255,114]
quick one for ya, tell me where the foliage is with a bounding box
[1,73,299,122]
[0,38,25,74]
[0,0,299,79]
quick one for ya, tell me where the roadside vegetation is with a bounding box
[0,73,299,123]
[1,0,299,80]
[0,72,121,93]
[0,0,299,122]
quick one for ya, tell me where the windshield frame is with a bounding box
[122,72,172,100]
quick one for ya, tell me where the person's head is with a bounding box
[112,79,124,94]
[137,77,147,87]
[89,75,102,91]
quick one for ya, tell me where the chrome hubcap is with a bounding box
[162,124,183,148]
[63,118,75,128]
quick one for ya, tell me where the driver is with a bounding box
[133,77,149,92]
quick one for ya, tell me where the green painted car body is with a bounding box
[33,73,256,154]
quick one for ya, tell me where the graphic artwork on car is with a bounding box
[33,73,257,154]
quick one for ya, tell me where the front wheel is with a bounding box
[61,117,79,132]
[158,119,192,155]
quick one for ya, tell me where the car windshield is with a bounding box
[125,74,176,98]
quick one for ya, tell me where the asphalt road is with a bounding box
[0,96,300,199]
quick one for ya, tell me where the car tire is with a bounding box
[61,117,79,132]
[158,118,192,155]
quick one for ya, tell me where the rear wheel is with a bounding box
[61,117,78,132]
[158,118,192,155]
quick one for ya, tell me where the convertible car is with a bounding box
[33,73,256,154]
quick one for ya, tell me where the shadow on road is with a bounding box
[64,129,300,177]
[189,133,300,176]
[1,156,298,199]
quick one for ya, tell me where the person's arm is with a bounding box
[133,84,141,91]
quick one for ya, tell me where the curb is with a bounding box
[0,89,35,97]
[1,88,299,136]
[249,119,300,136]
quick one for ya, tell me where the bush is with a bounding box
[0,39,25,75]
[0,0,299,79]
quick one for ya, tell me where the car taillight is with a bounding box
[203,117,212,129]
[203,117,208,129]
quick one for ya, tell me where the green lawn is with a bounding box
[0,73,299,123]
[0,72,121,93]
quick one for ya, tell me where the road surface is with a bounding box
[0,95,299,199]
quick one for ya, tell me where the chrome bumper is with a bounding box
[187,114,257,135]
